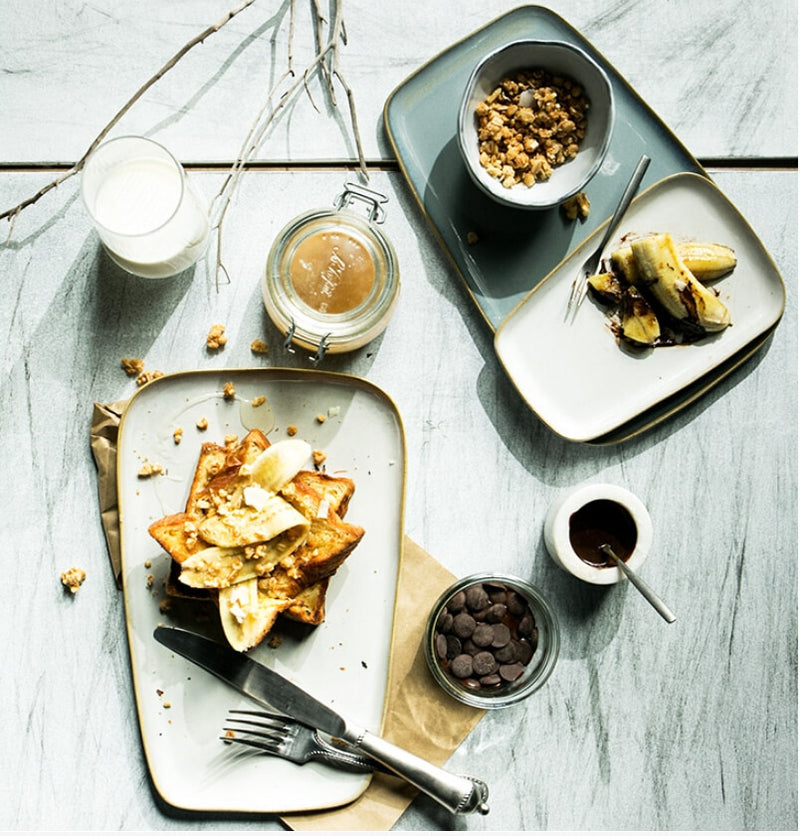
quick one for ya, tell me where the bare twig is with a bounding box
[2,0,369,294]
[0,0,258,225]
[209,0,368,288]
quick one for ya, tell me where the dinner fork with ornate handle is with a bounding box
[222,709,392,773]
[565,153,651,321]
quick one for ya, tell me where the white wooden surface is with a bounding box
[1,0,796,163]
[0,0,797,831]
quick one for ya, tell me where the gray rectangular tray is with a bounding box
[383,5,779,443]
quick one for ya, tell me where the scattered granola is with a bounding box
[251,395,266,407]
[223,381,236,400]
[60,566,86,594]
[173,427,184,444]
[224,434,239,447]
[121,357,145,377]
[312,449,327,467]
[250,338,270,355]
[196,416,209,431]
[475,69,589,189]
[315,413,327,424]
[466,230,480,245]
[136,369,164,387]
[146,574,155,589]
[286,425,298,436]
[138,462,164,478]
[562,191,591,220]
[206,323,227,350]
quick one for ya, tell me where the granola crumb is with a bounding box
[173,427,183,444]
[146,574,155,589]
[138,462,164,478]
[312,449,327,467]
[223,381,236,400]
[121,357,144,377]
[196,416,208,431]
[136,369,164,387]
[224,434,239,447]
[267,634,283,649]
[466,230,480,245]
[223,729,236,741]
[250,338,270,355]
[315,413,327,424]
[60,567,86,594]
[251,395,266,407]
[286,425,298,436]
[144,560,152,569]
[206,323,227,350]
[163,701,172,709]
[159,598,172,614]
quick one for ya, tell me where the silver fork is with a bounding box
[565,153,651,321]
[221,709,389,773]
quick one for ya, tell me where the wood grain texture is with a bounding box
[0,0,796,829]
[0,0,796,163]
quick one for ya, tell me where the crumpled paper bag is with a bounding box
[90,401,486,829]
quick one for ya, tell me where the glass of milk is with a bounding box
[81,136,209,278]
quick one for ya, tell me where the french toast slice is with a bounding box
[149,429,363,647]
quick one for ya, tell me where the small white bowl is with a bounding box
[457,39,614,211]
[543,483,652,585]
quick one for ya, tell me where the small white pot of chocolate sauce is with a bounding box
[543,483,653,585]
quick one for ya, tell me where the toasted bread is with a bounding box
[149,429,363,649]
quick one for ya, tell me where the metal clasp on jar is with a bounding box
[282,321,331,366]
[334,182,389,224]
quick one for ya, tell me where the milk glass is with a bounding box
[81,136,209,278]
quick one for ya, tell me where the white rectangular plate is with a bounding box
[117,368,405,813]
[494,173,786,442]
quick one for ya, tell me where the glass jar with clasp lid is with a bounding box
[262,183,400,363]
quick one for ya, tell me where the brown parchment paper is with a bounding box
[90,402,486,830]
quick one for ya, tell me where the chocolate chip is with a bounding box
[499,662,526,682]
[465,584,490,611]
[447,590,466,612]
[472,651,498,676]
[472,623,495,647]
[450,654,474,678]
[445,635,462,659]
[485,603,507,623]
[432,580,540,697]
[491,623,511,648]
[452,612,476,638]
[435,633,448,659]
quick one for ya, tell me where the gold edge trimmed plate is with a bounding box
[117,367,406,813]
[494,173,786,442]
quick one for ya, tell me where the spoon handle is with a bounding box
[601,545,676,623]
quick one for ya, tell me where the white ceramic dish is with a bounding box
[457,39,614,210]
[543,483,652,585]
[117,368,405,813]
[494,172,786,441]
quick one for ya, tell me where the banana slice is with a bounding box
[240,439,312,492]
[197,494,309,549]
[218,578,292,652]
[630,233,731,332]
[178,546,258,588]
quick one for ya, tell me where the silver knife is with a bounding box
[153,626,490,815]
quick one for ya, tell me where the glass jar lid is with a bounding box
[262,185,400,361]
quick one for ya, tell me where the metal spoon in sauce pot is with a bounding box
[600,544,676,624]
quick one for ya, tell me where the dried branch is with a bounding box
[209,0,368,288]
[2,0,369,294]
[0,0,258,227]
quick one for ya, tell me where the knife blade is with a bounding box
[154,625,489,815]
